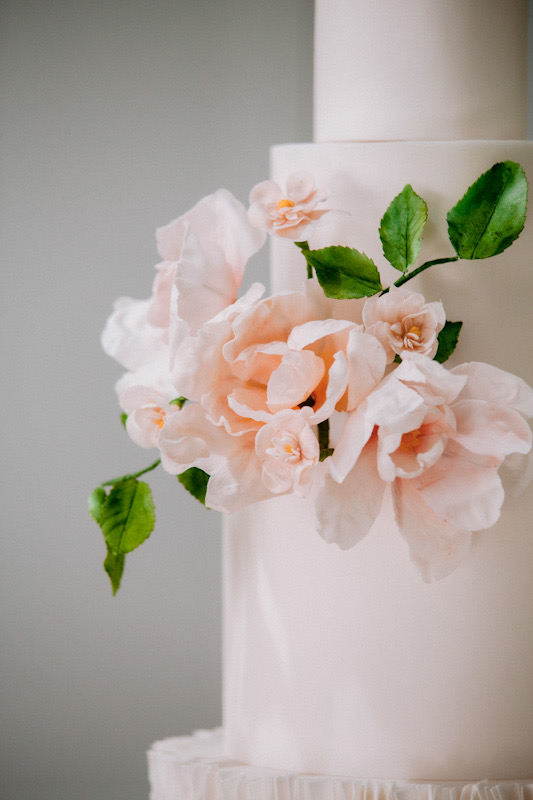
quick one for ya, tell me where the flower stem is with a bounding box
[318,418,329,451]
[295,240,313,279]
[380,256,459,295]
[101,458,161,487]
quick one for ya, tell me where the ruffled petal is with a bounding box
[316,440,385,549]
[452,398,532,459]
[413,441,505,532]
[451,361,533,417]
[392,479,471,582]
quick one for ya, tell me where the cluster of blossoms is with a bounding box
[102,171,533,582]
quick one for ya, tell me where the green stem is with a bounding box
[101,458,161,487]
[380,256,459,295]
[318,418,329,451]
[295,240,313,279]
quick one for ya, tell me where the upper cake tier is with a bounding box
[314,0,527,142]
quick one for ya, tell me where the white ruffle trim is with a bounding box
[147,729,533,800]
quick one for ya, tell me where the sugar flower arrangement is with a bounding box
[90,163,533,592]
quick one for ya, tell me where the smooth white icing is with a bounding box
[222,141,533,779]
[314,0,527,142]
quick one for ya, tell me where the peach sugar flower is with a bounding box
[248,171,330,240]
[362,286,445,363]
[317,353,533,581]
[100,171,533,582]
[158,290,386,511]
[101,189,265,438]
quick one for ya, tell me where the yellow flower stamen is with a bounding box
[399,428,421,453]
[278,198,295,210]
[408,325,422,338]
[154,406,166,429]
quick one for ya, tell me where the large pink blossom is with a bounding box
[362,286,445,363]
[102,190,264,378]
[317,353,533,581]
[248,171,330,240]
[101,190,265,452]
[174,291,386,435]
[165,291,386,511]
[158,402,271,512]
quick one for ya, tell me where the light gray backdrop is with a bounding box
[1,2,532,799]
[1,2,312,798]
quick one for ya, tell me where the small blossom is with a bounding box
[363,286,445,363]
[248,171,330,240]
[119,386,179,450]
[255,409,320,496]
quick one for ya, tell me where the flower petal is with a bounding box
[413,441,505,531]
[392,479,471,582]
[316,440,385,549]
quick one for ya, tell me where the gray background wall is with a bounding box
[1,2,312,798]
[1,2,531,799]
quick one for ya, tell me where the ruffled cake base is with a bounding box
[147,730,533,800]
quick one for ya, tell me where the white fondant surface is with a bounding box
[222,141,533,780]
[148,730,533,800]
[314,0,527,142]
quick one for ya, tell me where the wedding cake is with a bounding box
[107,0,533,794]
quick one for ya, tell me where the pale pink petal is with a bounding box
[285,171,318,203]
[344,329,387,411]
[287,318,356,351]
[248,179,283,208]
[101,297,167,371]
[223,292,316,365]
[394,353,466,407]
[158,402,227,475]
[362,319,395,362]
[147,261,175,328]
[451,361,533,417]
[267,350,325,411]
[308,350,349,424]
[157,189,265,282]
[205,438,271,513]
[413,441,504,531]
[230,340,287,383]
[452,398,532,459]
[227,386,272,424]
[329,411,375,483]
[316,440,385,549]
[392,479,471,582]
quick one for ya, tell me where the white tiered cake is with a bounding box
[149,0,533,793]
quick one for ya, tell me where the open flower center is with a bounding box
[152,406,166,429]
[278,198,295,210]
[267,432,302,463]
[399,428,421,453]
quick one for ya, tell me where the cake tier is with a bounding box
[314,0,527,142]
[222,141,533,780]
[148,730,533,800]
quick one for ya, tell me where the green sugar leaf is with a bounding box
[303,246,382,299]
[104,547,125,595]
[178,467,210,506]
[100,477,155,554]
[434,320,463,363]
[447,161,528,259]
[88,486,107,526]
[379,184,428,273]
